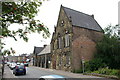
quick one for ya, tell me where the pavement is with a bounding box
[0,69,2,80]
[34,66,119,80]
[3,65,14,78]
[32,66,103,78]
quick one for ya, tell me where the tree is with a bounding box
[0,0,50,77]
[96,24,120,69]
[0,0,50,55]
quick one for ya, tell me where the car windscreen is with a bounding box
[18,65,25,68]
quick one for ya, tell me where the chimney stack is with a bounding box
[43,44,47,48]
[91,14,94,18]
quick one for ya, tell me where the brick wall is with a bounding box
[71,26,103,71]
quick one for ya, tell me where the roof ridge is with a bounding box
[62,6,92,17]
[61,5,103,32]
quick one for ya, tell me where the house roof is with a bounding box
[62,6,103,32]
[38,45,50,55]
[33,47,44,54]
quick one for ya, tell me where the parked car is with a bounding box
[20,63,24,65]
[24,62,29,67]
[16,62,20,65]
[13,65,26,75]
[39,75,65,80]
[9,63,17,70]
[7,62,11,66]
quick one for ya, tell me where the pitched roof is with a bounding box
[38,45,50,55]
[62,6,103,32]
[33,46,44,54]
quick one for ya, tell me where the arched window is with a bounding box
[58,33,62,49]
[65,34,70,47]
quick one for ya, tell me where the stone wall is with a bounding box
[51,7,73,71]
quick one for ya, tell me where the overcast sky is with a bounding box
[3,0,120,56]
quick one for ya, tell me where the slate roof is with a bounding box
[62,6,103,32]
[38,45,50,55]
[33,46,44,55]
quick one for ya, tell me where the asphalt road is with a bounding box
[3,65,69,79]
[3,65,117,80]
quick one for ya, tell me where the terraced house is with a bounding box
[50,5,103,72]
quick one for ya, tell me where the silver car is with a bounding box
[39,75,66,80]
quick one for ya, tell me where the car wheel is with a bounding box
[24,72,26,75]
[39,78,45,80]
[15,73,17,76]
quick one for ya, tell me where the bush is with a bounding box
[72,69,83,73]
[117,70,120,79]
[85,58,106,72]
[92,68,119,76]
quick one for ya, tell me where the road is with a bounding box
[3,65,69,79]
[3,65,117,80]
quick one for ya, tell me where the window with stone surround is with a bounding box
[58,33,62,49]
[54,40,57,49]
[65,34,70,47]
[66,53,70,66]
[58,37,62,49]
[59,55,62,66]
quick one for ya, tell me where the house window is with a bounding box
[65,34,70,47]
[58,37,62,49]
[59,55,62,66]
[63,37,65,47]
[66,55,70,65]
[54,40,57,49]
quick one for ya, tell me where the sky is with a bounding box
[3,0,120,56]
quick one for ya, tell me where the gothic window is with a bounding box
[65,34,70,47]
[65,53,70,66]
[58,37,62,49]
[59,55,62,66]
[54,40,57,49]
[58,33,62,49]
[63,37,65,47]
[66,56,70,65]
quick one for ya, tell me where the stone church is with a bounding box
[50,5,103,72]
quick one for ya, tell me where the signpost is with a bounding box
[82,56,85,73]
